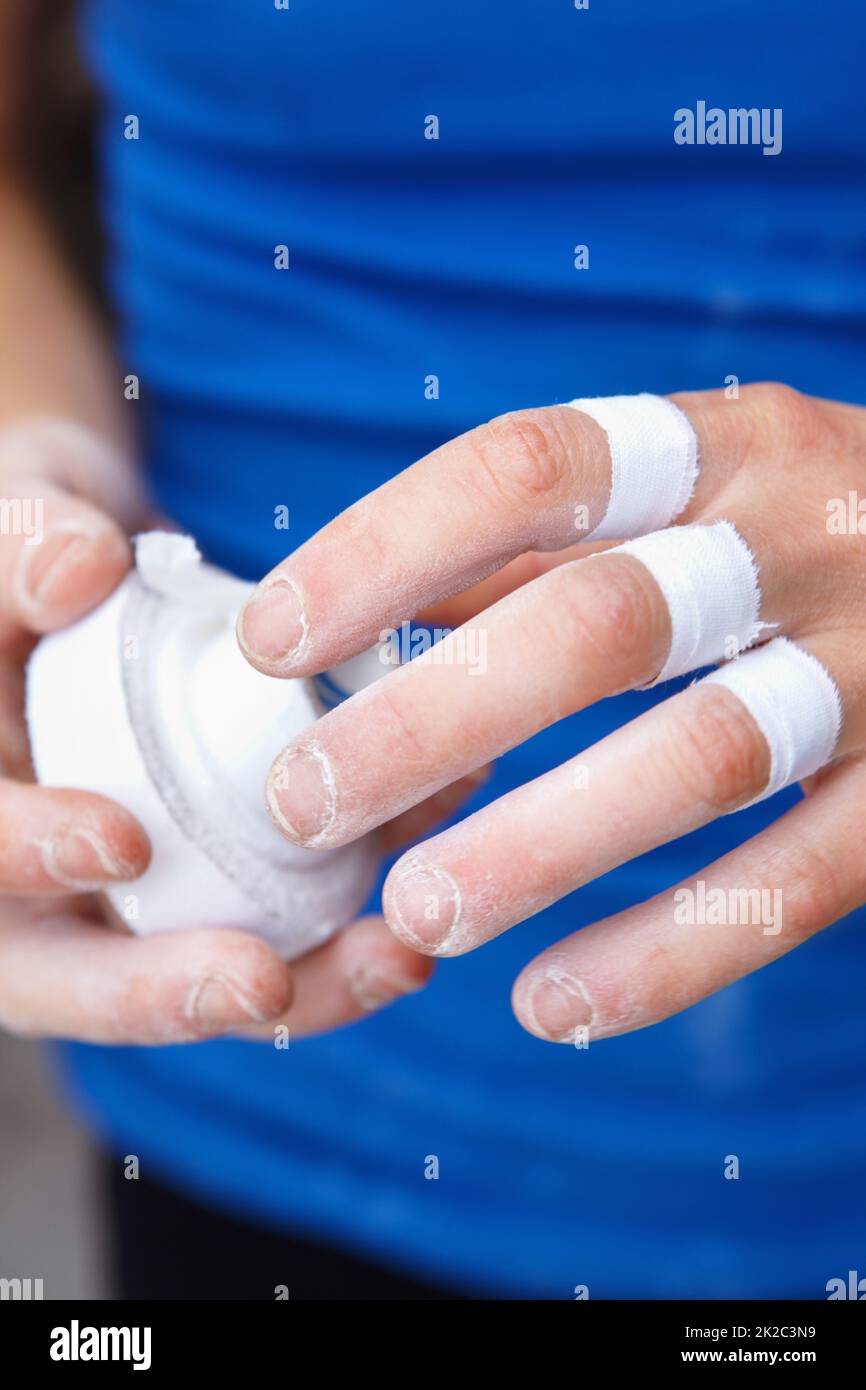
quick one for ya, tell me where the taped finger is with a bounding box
[612,519,766,683]
[703,636,843,801]
[512,752,866,1043]
[565,392,699,540]
[381,638,848,955]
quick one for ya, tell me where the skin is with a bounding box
[238,383,866,1043]
[0,412,492,1042]
[0,4,489,1046]
[4,10,863,1048]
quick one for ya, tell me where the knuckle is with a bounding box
[672,687,770,813]
[331,496,391,574]
[553,555,667,679]
[766,839,843,938]
[641,938,691,1017]
[743,381,818,447]
[374,682,431,771]
[468,409,571,511]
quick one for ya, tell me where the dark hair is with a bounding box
[23,0,105,304]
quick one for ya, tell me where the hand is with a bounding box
[238,383,866,1043]
[0,418,478,1045]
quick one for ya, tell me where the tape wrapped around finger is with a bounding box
[565,393,699,540]
[614,520,765,684]
[703,637,843,801]
[26,532,381,959]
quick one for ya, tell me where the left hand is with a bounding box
[237,383,866,1044]
[0,417,483,1046]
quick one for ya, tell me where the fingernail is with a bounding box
[14,525,94,613]
[387,857,462,952]
[266,744,335,844]
[237,576,308,670]
[40,829,137,889]
[523,970,594,1041]
[349,963,425,1012]
[187,973,270,1032]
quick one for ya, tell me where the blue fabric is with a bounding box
[61,0,866,1296]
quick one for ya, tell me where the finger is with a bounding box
[0,781,150,893]
[378,765,492,853]
[264,551,674,848]
[263,446,844,852]
[0,905,293,1044]
[264,502,804,850]
[511,751,866,1043]
[0,416,148,533]
[237,383,851,680]
[238,914,434,1041]
[380,632,860,955]
[0,477,131,633]
[237,404,619,675]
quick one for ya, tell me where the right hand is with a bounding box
[0,417,476,1045]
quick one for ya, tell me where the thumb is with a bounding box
[0,418,146,634]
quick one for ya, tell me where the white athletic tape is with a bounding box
[703,637,842,801]
[27,532,377,959]
[565,393,699,540]
[615,520,764,683]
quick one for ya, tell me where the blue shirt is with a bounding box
[62,0,866,1296]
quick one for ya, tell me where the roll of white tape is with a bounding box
[566,393,699,540]
[702,637,842,801]
[26,532,377,959]
[615,520,764,683]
